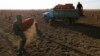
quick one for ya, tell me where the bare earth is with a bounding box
[0,10,100,56]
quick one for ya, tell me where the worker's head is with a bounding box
[16,15,22,22]
[78,2,81,4]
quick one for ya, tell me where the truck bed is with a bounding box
[53,9,79,18]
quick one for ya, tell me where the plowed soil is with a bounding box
[0,10,100,56]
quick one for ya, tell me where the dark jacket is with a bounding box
[13,21,24,35]
[77,3,83,9]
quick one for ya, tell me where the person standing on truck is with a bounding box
[77,2,84,16]
[12,15,26,56]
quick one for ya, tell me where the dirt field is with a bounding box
[0,10,100,56]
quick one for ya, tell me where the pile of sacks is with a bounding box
[53,3,75,10]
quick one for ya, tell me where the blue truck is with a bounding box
[43,4,80,25]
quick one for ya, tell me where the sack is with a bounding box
[64,4,74,9]
[22,18,34,31]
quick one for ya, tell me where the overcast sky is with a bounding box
[0,0,99,9]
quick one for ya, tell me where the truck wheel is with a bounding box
[44,16,49,23]
[49,19,55,26]
[68,18,75,26]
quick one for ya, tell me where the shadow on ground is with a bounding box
[51,21,100,39]
[70,23,100,39]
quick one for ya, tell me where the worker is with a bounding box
[77,2,84,16]
[12,15,26,56]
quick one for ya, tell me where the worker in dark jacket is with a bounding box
[13,15,26,56]
[77,2,83,16]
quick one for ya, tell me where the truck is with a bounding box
[43,3,80,25]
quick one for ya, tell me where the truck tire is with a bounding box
[44,16,49,23]
[49,19,55,26]
[68,18,75,26]
[69,18,78,25]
